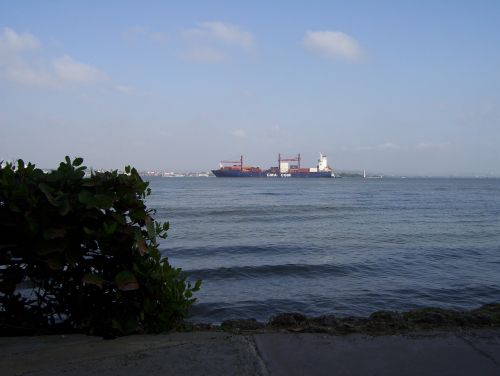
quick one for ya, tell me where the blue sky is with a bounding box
[1,1,499,175]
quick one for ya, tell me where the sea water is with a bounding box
[146,177,500,323]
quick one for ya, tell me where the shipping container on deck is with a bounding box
[212,153,334,178]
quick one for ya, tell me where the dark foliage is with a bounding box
[0,157,200,336]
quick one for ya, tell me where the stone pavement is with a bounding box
[2,329,500,376]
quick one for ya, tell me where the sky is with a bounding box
[1,1,499,176]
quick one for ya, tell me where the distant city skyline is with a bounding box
[1,1,499,176]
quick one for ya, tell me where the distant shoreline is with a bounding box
[140,173,500,179]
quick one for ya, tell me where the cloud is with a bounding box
[52,55,108,85]
[179,46,227,63]
[180,21,255,63]
[416,142,450,150]
[378,142,400,150]
[114,85,134,95]
[230,129,247,138]
[201,21,254,49]
[3,63,52,86]
[183,21,255,50]
[122,26,168,44]
[302,30,363,61]
[342,142,400,152]
[0,27,39,54]
[0,27,110,88]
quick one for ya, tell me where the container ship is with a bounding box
[212,153,335,178]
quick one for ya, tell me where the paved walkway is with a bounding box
[3,329,500,375]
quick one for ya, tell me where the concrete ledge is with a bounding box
[2,329,500,376]
[255,330,500,376]
[2,332,267,376]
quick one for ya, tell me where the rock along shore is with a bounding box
[195,303,500,335]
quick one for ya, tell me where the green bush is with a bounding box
[0,157,200,336]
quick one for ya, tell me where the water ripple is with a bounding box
[146,177,500,322]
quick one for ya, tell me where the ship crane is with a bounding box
[278,153,301,173]
[219,155,243,171]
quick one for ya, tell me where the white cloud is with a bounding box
[416,142,450,150]
[230,129,247,138]
[202,21,254,49]
[183,21,255,50]
[52,55,108,85]
[342,142,400,152]
[180,21,255,63]
[122,26,168,44]
[302,30,363,61]
[0,27,39,54]
[0,27,110,88]
[3,63,52,86]
[179,46,227,63]
[378,142,400,150]
[114,85,134,95]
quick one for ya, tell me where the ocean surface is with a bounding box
[146,177,500,323]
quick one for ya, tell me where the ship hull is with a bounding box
[212,170,267,177]
[212,170,333,178]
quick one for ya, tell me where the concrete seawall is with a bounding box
[3,329,500,375]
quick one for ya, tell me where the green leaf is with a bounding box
[83,226,94,235]
[145,216,156,242]
[94,194,114,209]
[115,271,139,291]
[112,319,124,333]
[42,227,67,239]
[135,231,148,255]
[47,257,64,270]
[112,213,126,225]
[83,273,104,288]
[35,241,64,255]
[78,191,114,209]
[58,197,71,216]
[103,221,118,235]
[73,157,84,167]
[8,202,22,213]
[78,190,92,204]
[129,209,146,221]
[39,183,58,206]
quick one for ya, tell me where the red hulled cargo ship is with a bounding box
[212,153,335,178]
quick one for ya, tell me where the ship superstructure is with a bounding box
[212,153,335,178]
